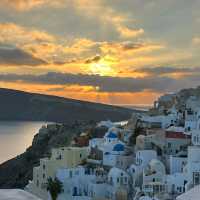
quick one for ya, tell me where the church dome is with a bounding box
[113,143,125,151]
[105,131,117,139]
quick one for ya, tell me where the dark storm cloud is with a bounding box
[0,47,46,66]
[0,71,199,93]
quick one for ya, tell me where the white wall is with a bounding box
[169,156,187,174]
[167,173,186,194]
[136,150,157,167]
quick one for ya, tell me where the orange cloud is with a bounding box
[0,22,172,79]
[63,38,97,54]
[117,26,144,38]
[0,23,55,45]
[100,41,164,55]
[0,80,159,105]
[0,28,166,76]
[0,0,64,11]
[22,38,98,64]
[71,0,142,39]
[192,37,200,45]
[0,23,60,64]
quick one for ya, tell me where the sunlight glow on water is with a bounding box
[0,121,48,164]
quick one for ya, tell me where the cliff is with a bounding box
[0,122,101,188]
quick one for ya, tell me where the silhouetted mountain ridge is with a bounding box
[0,88,134,123]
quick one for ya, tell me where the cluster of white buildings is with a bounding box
[25,95,200,200]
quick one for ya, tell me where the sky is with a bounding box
[0,0,200,106]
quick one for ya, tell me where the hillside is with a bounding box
[0,88,137,189]
[0,122,101,188]
[0,88,134,123]
[149,86,200,115]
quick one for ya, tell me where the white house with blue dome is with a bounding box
[102,141,134,168]
[104,130,119,144]
[103,141,125,166]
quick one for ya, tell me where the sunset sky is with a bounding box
[0,0,200,106]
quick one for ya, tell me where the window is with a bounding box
[36,180,39,187]
[110,177,113,184]
[153,185,159,193]
[168,143,171,148]
[43,165,45,170]
[75,170,79,175]
[80,153,82,158]
[193,172,200,185]
[124,177,127,183]
[43,173,45,179]
[69,170,73,178]
[117,178,119,183]
[120,177,123,185]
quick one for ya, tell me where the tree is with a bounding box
[129,126,144,145]
[46,177,63,200]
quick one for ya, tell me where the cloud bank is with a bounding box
[0,68,200,93]
[0,47,46,66]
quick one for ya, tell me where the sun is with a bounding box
[89,57,117,76]
[90,62,113,76]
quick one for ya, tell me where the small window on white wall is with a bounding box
[194,136,197,143]
[124,177,127,183]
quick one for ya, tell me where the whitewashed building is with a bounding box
[169,155,187,174]
[166,173,187,194]
[142,159,166,196]
[136,150,157,167]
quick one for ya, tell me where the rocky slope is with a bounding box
[150,86,200,115]
[0,121,102,189]
[0,88,133,123]
[0,88,143,189]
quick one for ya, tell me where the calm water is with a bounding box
[115,104,152,111]
[0,121,48,164]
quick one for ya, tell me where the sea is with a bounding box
[0,121,49,164]
[116,104,152,111]
[0,105,150,164]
